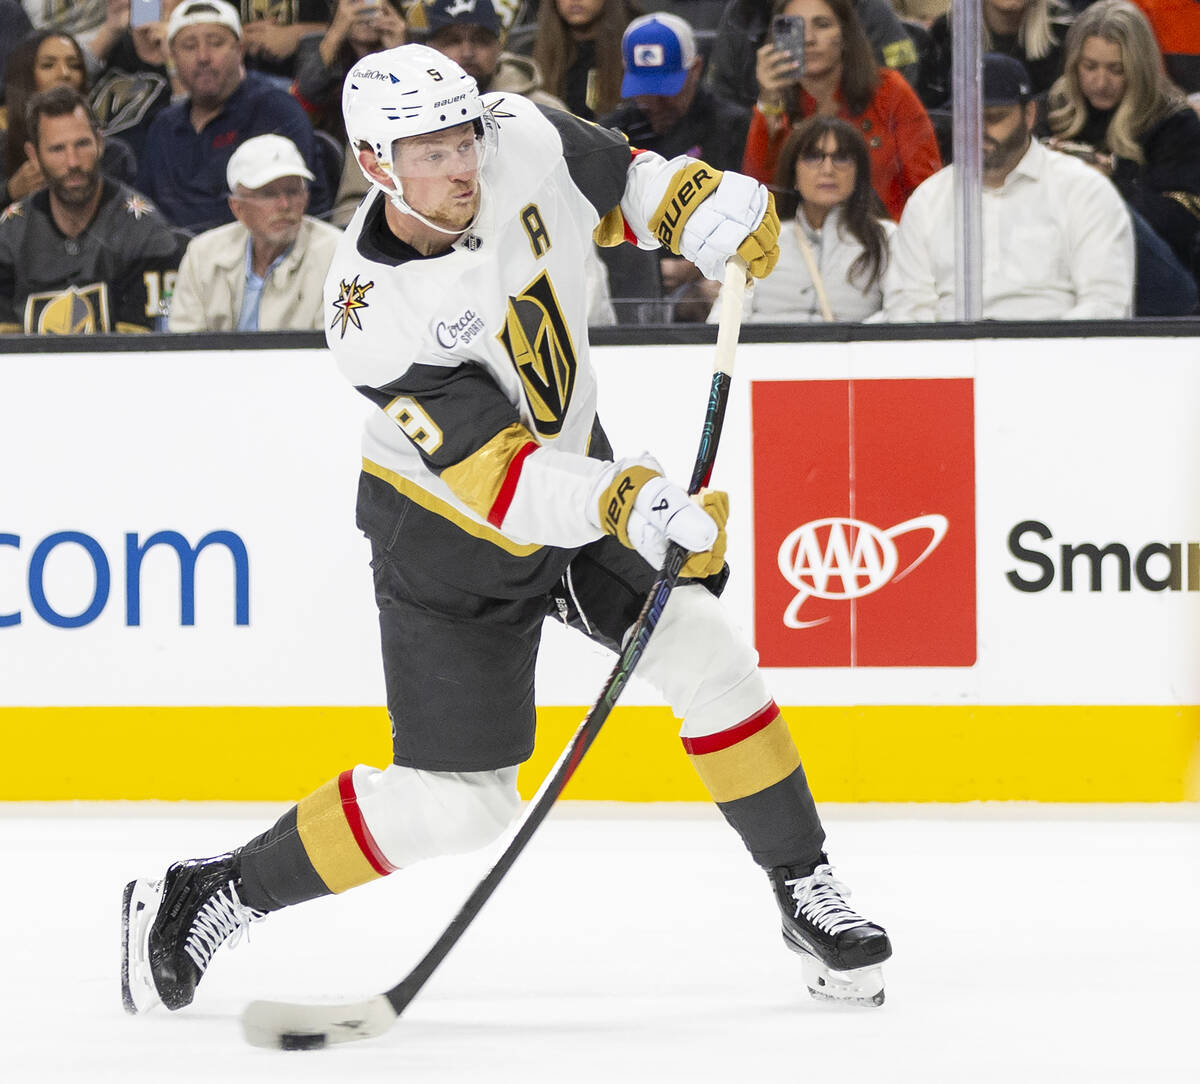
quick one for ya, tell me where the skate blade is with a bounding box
[798,954,885,1008]
[121,878,164,1016]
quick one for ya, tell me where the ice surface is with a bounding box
[3,802,1198,1083]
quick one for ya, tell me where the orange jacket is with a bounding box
[741,68,942,220]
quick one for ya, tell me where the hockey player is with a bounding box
[121,43,892,1016]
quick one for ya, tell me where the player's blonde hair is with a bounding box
[1047,0,1185,164]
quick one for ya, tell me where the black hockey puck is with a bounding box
[279,1031,327,1051]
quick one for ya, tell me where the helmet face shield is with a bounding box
[342,43,497,236]
[392,126,482,182]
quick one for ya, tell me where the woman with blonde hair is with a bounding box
[919,0,1072,108]
[1047,0,1200,277]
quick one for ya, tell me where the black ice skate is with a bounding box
[121,852,265,1014]
[769,861,891,1007]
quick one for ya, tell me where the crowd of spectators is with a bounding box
[0,0,1196,333]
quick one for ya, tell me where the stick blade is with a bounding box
[240,993,397,1049]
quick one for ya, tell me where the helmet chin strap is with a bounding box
[375,164,480,238]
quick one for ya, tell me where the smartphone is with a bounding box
[130,0,162,27]
[771,14,806,74]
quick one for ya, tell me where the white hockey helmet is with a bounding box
[343,43,486,222]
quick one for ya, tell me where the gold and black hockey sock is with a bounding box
[238,769,397,911]
[682,702,826,869]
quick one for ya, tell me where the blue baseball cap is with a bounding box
[620,13,697,98]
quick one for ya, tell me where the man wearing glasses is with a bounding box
[169,135,342,331]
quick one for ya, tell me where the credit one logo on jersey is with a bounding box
[752,379,976,667]
[0,529,249,629]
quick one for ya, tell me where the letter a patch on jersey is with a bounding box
[497,270,577,437]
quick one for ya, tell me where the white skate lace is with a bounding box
[183,882,265,973]
[786,864,872,937]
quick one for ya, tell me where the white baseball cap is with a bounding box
[226,134,314,192]
[168,0,243,44]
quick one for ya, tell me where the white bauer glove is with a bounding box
[590,456,729,577]
[648,159,780,282]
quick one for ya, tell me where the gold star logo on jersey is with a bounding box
[1,202,23,222]
[331,275,374,338]
[484,98,516,122]
[124,194,152,219]
[497,270,577,438]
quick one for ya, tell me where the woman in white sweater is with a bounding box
[710,116,895,323]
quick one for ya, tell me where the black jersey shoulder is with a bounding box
[536,105,632,220]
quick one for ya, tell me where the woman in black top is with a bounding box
[1047,0,1200,275]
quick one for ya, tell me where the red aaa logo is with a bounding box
[777,515,949,628]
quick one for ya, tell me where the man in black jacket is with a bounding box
[599,11,752,171]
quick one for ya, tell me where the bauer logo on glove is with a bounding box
[649,160,781,282]
[593,456,725,573]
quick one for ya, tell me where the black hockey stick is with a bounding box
[241,259,749,1050]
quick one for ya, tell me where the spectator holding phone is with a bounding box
[705,0,920,108]
[742,0,940,219]
[85,0,179,165]
[238,0,332,85]
[1046,0,1200,282]
[292,0,407,142]
[711,115,894,321]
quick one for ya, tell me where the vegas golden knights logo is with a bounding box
[90,71,167,135]
[242,0,297,24]
[25,284,110,334]
[497,271,577,437]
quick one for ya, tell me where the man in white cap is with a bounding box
[169,134,342,331]
[137,0,330,231]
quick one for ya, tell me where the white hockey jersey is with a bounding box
[324,94,696,594]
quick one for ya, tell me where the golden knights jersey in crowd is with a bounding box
[324,93,719,597]
[0,180,181,333]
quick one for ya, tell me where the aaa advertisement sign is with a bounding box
[752,379,976,667]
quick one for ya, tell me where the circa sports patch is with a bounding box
[751,378,976,668]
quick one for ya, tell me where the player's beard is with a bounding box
[419,183,480,232]
[47,161,101,208]
[983,120,1030,176]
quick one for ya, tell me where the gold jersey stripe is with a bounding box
[592,207,627,247]
[440,423,538,522]
[362,456,542,556]
[296,775,382,894]
[685,711,801,804]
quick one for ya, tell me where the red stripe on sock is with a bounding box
[337,769,398,876]
[680,701,780,756]
[487,440,539,528]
